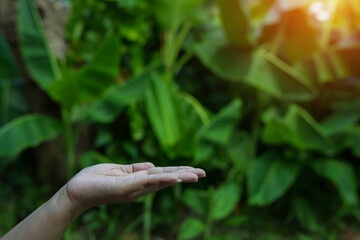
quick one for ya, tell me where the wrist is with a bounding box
[52,186,86,221]
[2,186,85,240]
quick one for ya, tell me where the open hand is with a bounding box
[1,163,205,240]
[64,162,206,213]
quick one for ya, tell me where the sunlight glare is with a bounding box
[308,1,335,22]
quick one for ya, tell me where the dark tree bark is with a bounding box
[0,0,70,189]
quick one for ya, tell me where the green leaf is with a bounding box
[284,105,326,148]
[173,93,208,158]
[48,34,120,106]
[195,141,214,164]
[178,217,205,240]
[262,105,326,150]
[195,100,241,163]
[86,67,152,123]
[348,127,360,157]
[0,115,62,157]
[212,182,241,220]
[79,151,113,168]
[226,131,253,171]
[321,100,360,136]
[193,29,317,101]
[223,215,248,227]
[296,47,352,84]
[282,9,319,63]
[0,31,19,83]
[248,151,299,206]
[311,160,358,205]
[0,31,25,126]
[249,0,276,23]
[178,93,208,139]
[145,73,181,156]
[18,0,60,90]
[292,197,322,232]
[179,93,209,124]
[262,114,303,148]
[217,0,254,47]
[183,188,208,216]
[153,0,204,28]
[198,99,242,145]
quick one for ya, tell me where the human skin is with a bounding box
[1,162,206,240]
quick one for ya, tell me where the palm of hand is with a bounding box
[64,163,205,212]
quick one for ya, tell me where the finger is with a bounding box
[146,166,194,174]
[131,170,199,185]
[120,173,180,193]
[132,167,206,178]
[120,162,156,173]
[181,168,206,178]
[174,171,199,183]
[131,166,194,176]
[129,183,173,200]
[154,168,205,179]
[126,172,201,200]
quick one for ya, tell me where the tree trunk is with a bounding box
[0,0,70,190]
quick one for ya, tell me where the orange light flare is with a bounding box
[308,1,336,22]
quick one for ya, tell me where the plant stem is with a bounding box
[203,186,214,240]
[143,193,154,240]
[164,67,173,84]
[173,183,183,233]
[174,182,182,201]
[122,214,144,238]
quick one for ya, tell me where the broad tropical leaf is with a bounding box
[183,188,208,216]
[249,0,276,23]
[217,0,254,47]
[248,151,299,206]
[212,182,241,220]
[193,28,317,101]
[178,218,205,240]
[0,115,62,157]
[79,151,113,168]
[348,127,360,157]
[145,73,181,155]
[153,0,204,28]
[321,99,360,136]
[173,93,207,158]
[86,67,152,123]
[296,47,355,84]
[226,130,253,171]
[198,99,242,145]
[0,31,19,83]
[292,197,322,232]
[262,105,326,149]
[284,105,326,147]
[282,9,319,63]
[49,34,120,106]
[311,159,358,205]
[0,31,25,126]
[18,0,60,90]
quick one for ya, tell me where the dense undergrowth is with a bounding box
[1,0,360,239]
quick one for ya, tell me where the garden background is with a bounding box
[1,0,360,239]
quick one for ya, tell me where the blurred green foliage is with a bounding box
[2,0,360,239]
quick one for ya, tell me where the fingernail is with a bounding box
[177,179,182,183]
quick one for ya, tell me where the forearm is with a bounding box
[1,186,82,240]
[1,163,205,239]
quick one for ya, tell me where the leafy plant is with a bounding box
[2,0,360,239]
